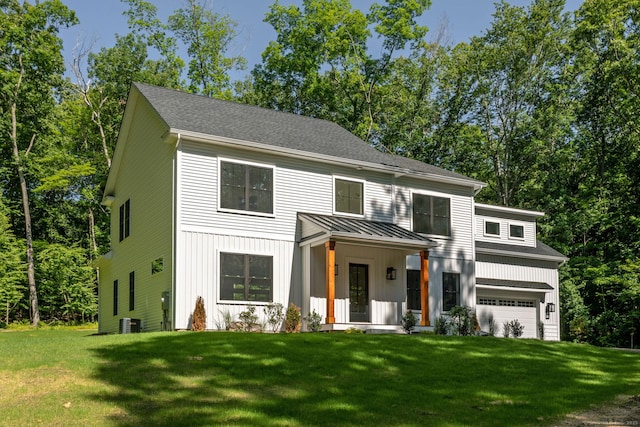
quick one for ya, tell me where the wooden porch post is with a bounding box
[325,241,336,324]
[420,250,430,326]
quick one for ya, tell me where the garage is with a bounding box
[475,278,553,339]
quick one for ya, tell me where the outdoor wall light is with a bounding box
[334,264,339,276]
[545,302,556,319]
[386,267,397,280]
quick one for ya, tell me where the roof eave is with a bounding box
[170,129,484,190]
[476,247,568,263]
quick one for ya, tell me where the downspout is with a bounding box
[170,132,181,331]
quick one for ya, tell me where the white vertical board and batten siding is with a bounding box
[175,231,295,330]
[99,99,174,333]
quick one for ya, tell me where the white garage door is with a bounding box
[476,297,539,339]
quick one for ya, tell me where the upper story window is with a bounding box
[220,159,273,214]
[220,252,273,302]
[119,199,130,242]
[509,223,525,239]
[335,178,363,215]
[484,220,500,236]
[413,193,451,236]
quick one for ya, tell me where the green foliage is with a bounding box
[434,315,448,335]
[191,296,206,331]
[509,319,524,338]
[401,309,417,334]
[215,308,233,331]
[448,305,472,336]
[238,305,259,332]
[502,320,511,338]
[263,302,285,332]
[284,302,301,333]
[344,327,364,334]
[304,309,323,333]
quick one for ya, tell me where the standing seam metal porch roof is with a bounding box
[298,213,439,249]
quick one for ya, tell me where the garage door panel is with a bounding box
[477,303,538,339]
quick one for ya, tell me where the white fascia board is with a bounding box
[170,129,483,191]
[475,203,545,218]
[476,284,548,295]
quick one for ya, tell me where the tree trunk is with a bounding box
[10,101,39,327]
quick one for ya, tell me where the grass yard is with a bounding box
[0,330,639,426]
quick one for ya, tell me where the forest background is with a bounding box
[1,0,638,347]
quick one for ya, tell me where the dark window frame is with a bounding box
[406,270,421,311]
[442,272,460,312]
[220,253,273,302]
[119,199,130,242]
[484,220,500,236]
[334,178,364,215]
[129,271,135,311]
[219,160,274,214]
[113,280,119,316]
[412,193,451,236]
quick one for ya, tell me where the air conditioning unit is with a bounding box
[119,318,141,334]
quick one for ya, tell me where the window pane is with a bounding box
[221,162,246,210]
[407,270,421,311]
[335,179,363,214]
[442,273,460,311]
[485,221,500,235]
[412,194,431,233]
[432,197,450,236]
[221,253,272,302]
[510,224,524,238]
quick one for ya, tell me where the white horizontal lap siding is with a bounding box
[427,256,475,319]
[175,230,295,330]
[365,175,394,222]
[100,101,174,333]
[475,214,537,247]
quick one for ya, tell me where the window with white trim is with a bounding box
[413,193,451,236]
[509,223,525,239]
[119,199,130,242]
[335,178,363,215]
[484,221,500,236]
[220,253,273,302]
[220,160,273,214]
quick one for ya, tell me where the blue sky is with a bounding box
[59,0,583,82]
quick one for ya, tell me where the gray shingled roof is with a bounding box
[299,213,438,249]
[476,240,568,261]
[134,82,482,185]
[476,278,553,290]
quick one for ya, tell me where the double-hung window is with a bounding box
[220,160,273,214]
[129,271,135,311]
[220,253,273,302]
[442,272,460,311]
[113,280,119,316]
[413,193,451,236]
[335,178,363,215]
[119,199,130,241]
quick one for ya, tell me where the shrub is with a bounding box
[538,321,545,340]
[510,319,524,338]
[401,310,417,334]
[449,305,472,336]
[238,305,259,332]
[263,302,285,332]
[284,303,301,333]
[191,296,206,331]
[345,327,364,334]
[215,309,233,331]
[503,320,511,338]
[487,313,498,336]
[434,315,449,335]
[304,309,323,332]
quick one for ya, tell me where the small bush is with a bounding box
[503,320,511,338]
[345,327,364,334]
[449,305,472,336]
[510,319,524,338]
[0,321,7,329]
[538,321,545,340]
[284,303,301,333]
[401,310,417,334]
[238,305,259,332]
[191,296,206,331]
[487,313,498,336]
[304,309,323,332]
[263,302,285,332]
[434,315,448,335]
[215,309,233,331]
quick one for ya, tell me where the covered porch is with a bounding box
[298,213,439,331]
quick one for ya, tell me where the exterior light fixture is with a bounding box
[386,267,397,280]
[334,264,339,276]
[545,302,556,319]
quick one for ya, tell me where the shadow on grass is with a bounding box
[88,333,640,426]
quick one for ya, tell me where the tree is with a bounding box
[0,198,24,324]
[168,0,245,98]
[0,0,78,326]
[246,0,430,145]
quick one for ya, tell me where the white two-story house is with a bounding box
[96,83,566,339]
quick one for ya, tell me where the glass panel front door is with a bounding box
[349,263,369,322]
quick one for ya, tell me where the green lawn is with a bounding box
[0,330,638,426]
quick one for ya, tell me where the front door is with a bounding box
[349,263,369,322]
